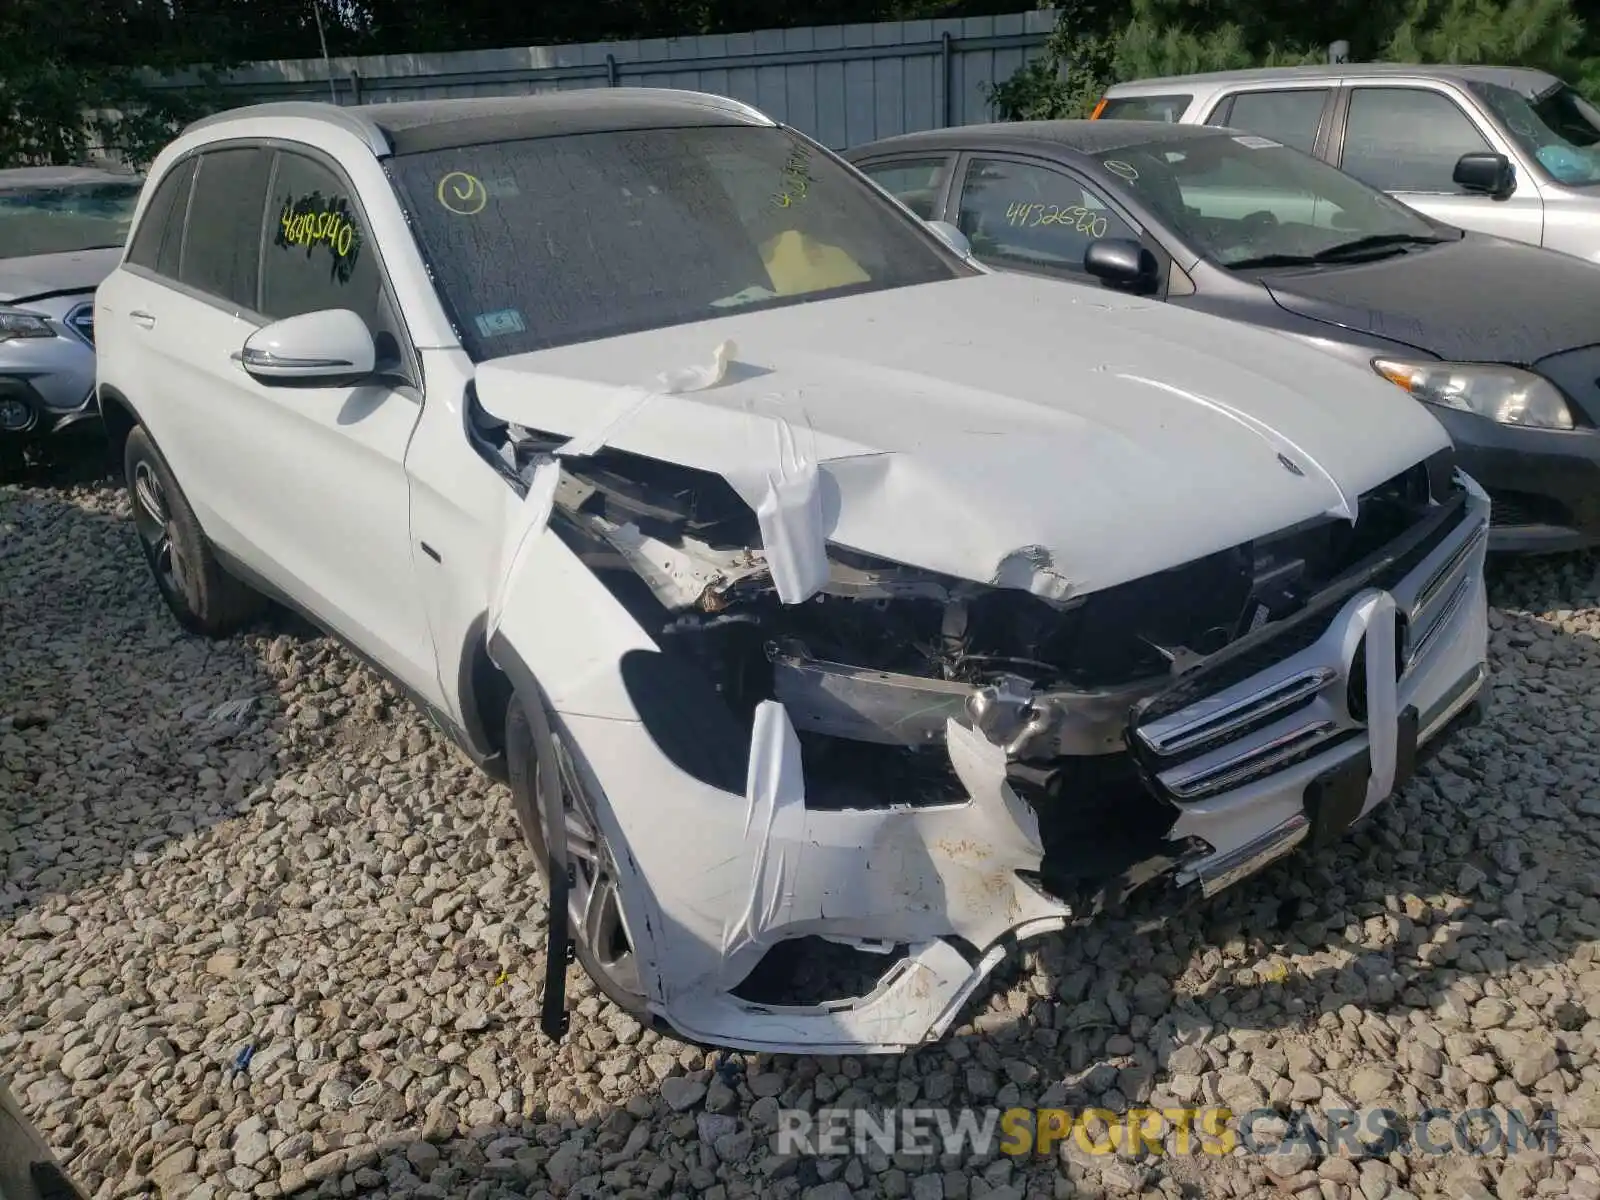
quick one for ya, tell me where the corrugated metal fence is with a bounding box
[154,10,1060,149]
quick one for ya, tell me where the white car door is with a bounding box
[1333,82,1546,248]
[117,142,439,706]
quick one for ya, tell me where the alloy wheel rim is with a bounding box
[131,461,189,602]
[544,727,640,998]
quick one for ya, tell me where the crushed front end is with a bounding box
[486,423,1489,1053]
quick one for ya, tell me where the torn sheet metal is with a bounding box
[709,704,1050,994]
[753,415,829,605]
[490,341,746,634]
[471,271,1449,603]
[487,455,559,641]
[556,340,737,457]
[720,700,809,966]
[551,703,1066,1051]
[990,544,1074,604]
[553,386,656,460]
[601,521,768,610]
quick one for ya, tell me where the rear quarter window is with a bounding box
[1099,95,1194,122]
[126,159,195,277]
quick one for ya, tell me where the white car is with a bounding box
[96,90,1491,1054]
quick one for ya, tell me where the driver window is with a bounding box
[955,158,1136,274]
[1340,87,1494,194]
[261,151,394,361]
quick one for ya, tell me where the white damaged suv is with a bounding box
[95,91,1490,1054]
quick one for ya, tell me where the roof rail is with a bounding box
[180,102,392,157]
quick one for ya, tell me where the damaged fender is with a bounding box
[487,533,1072,1049]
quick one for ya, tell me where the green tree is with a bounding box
[1383,0,1599,91]
[0,0,240,168]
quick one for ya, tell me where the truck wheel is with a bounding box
[124,425,265,637]
[506,692,648,1015]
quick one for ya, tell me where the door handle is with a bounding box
[130,311,156,329]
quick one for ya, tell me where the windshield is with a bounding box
[0,179,143,260]
[1090,132,1448,267]
[387,125,971,359]
[1469,80,1600,187]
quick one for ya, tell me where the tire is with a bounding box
[124,425,265,637]
[506,691,648,1015]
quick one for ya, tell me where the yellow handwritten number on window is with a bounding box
[281,207,355,257]
[1004,201,1108,238]
[437,172,488,216]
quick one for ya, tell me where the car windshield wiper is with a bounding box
[1228,232,1451,270]
[1310,232,1453,260]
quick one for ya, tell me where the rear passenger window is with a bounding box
[1098,95,1192,122]
[1340,87,1494,193]
[856,159,951,219]
[179,147,272,310]
[261,151,383,336]
[1213,89,1330,155]
[126,158,195,279]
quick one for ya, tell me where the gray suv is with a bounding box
[1097,64,1600,262]
[0,166,143,471]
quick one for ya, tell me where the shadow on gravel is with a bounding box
[0,470,289,927]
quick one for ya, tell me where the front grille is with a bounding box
[1129,475,1481,803]
[65,303,94,345]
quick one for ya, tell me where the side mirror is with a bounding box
[1453,151,1515,198]
[1084,237,1161,294]
[927,219,973,259]
[236,309,376,385]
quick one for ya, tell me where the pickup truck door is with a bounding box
[1326,81,1545,249]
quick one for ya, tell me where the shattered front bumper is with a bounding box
[500,476,1490,1054]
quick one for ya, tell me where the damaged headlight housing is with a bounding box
[0,306,55,343]
[1372,358,1574,430]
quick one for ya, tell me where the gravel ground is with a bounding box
[8,462,1600,1200]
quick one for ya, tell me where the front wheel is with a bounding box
[124,425,265,637]
[506,692,648,1015]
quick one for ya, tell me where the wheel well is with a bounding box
[461,618,514,772]
[98,389,138,475]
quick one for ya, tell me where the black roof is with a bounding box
[845,119,1232,160]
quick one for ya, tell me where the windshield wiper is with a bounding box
[1229,232,1451,270]
[1310,232,1452,260]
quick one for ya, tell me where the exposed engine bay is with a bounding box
[479,409,1460,918]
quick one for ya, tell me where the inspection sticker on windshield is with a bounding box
[1233,135,1282,150]
[474,309,526,338]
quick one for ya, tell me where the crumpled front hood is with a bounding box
[473,271,1450,599]
[0,247,120,304]
[1263,233,1600,364]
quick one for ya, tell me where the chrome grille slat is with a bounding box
[1407,573,1472,670]
[1132,487,1484,804]
[1137,666,1336,757]
[1161,721,1340,799]
[1410,518,1485,621]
